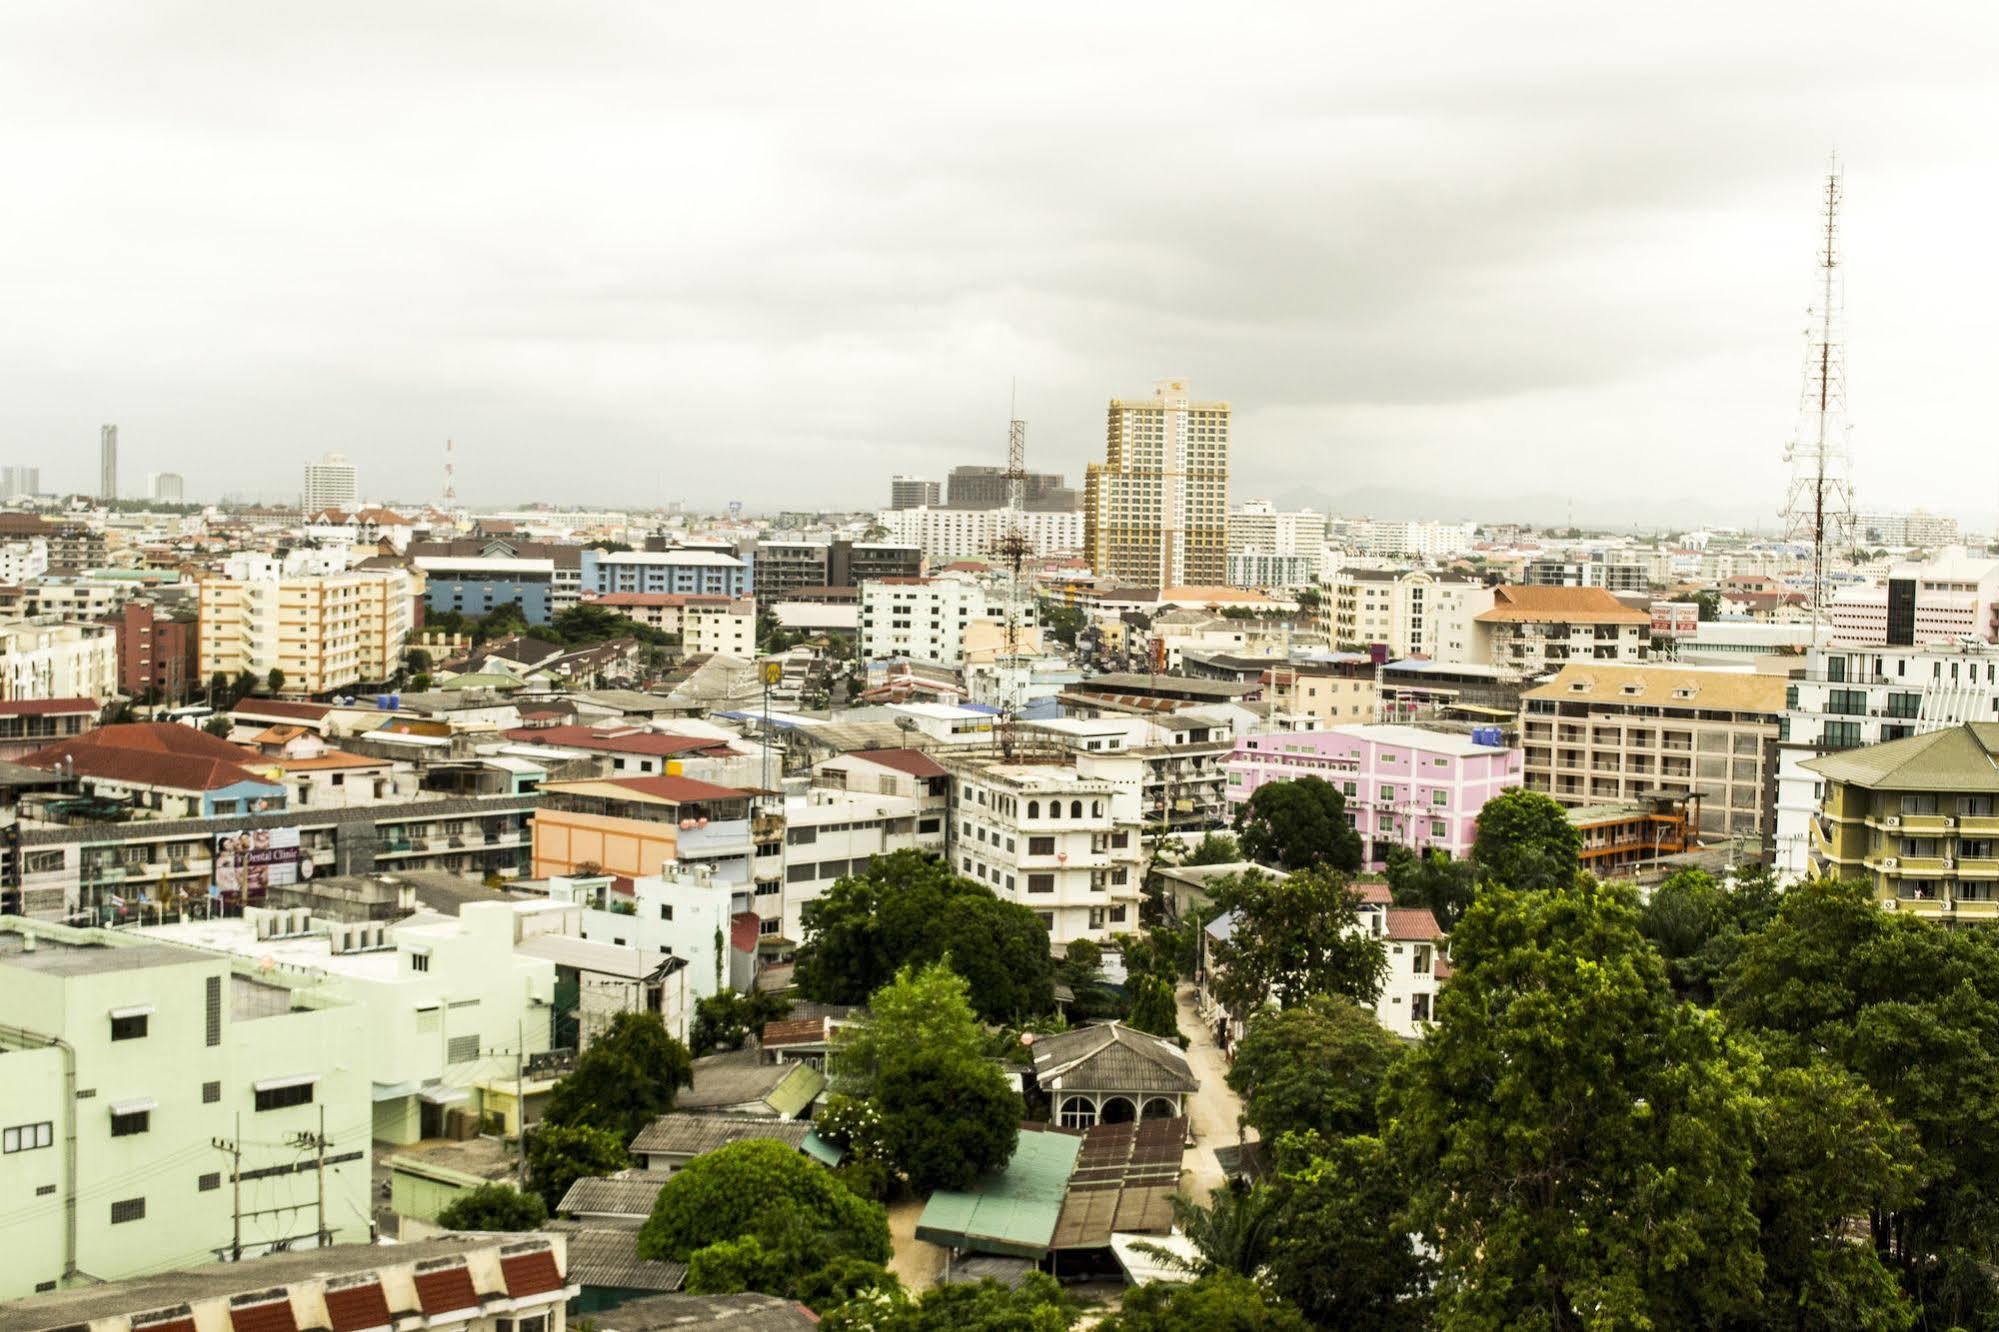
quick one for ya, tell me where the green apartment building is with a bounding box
[1803,722,1999,922]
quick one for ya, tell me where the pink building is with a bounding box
[1224,723,1522,868]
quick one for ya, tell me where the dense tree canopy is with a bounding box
[690,989,792,1057]
[1232,776,1363,872]
[822,1272,1076,1331]
[1383,878,1764,1328]
[525,1122,627,1212]
[1097,1273,1309,1331]
[1182,831,1242,866]
[1640,865,1781,1004]
[1206,867,1386,1019]
[795,850,1056,1022]
[1469,787,1580,891]
[638,1138,891,1266]
[1265,1135,1432,1330]
[435,1182,547,1232]
[1226,994,1403,1142]
[1384,843,1476,931]
[542,1011,693,1143]
[875,1049,1022,1192]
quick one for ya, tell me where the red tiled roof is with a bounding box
[1353,882,1394,905]
[846,747,947,779]
[499,725,728,758]
[761,1016,832,1048]
[232,699,335,722]
[1476,585,1651,625]
[412,1264,479,1317]
[26,724,283,794]
[229,1299,298,1332]
[0,698,97,717]
[500,1247,565,1298]
[324,1281,392,1332]
[134,1318,197,1332]
[1384,906,1443,941]
[603,773,750,803]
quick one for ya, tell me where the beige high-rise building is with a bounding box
[199,552,416,695]
[1084,379,1229,587]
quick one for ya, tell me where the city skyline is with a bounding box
[4,5,1999,522]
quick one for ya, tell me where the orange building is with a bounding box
[531,773,759,880]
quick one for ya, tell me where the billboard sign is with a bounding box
[213,826,311,899]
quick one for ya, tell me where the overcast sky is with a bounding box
[3,3,1997,525]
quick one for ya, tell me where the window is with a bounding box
[1431,789,1447,806]
[1027,873,1055,893]
[447,1034,480,1064]
[1027,801,1040,819]
[2,1122,52,1153]
[205,975,222,1047]
[410,953,430,973]
[255,1082,314,1112]
[199,1172,221,1192]
[788,827,817,846]
[1109,906,1127,923]
[1069,801,1083,819]
[1380,785,1396,802]
[110,1110,150,1137]
[1412,944,1433,974]
[1028,836,1055,856]
[202,1081,221,1104]
[1430,820,1447,839]
[658,903,674,921]
[498,1315,550,1332]
[110,1198,145,1224]
[787,862,815,884]
[759,917,781,936]
[24,850,62,874]
[1411,993,1432,1023]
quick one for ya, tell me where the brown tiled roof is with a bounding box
[1476,585,1651,625]
[26,723,281,794]
[232,700,335,722]
[602,774,751,803]
[323,1280,392,1332]
[845,747,947,779]
[500,1247,565,1298]
[412,1263,479,1317]
[499,725,730,757]
[1384,906,1443,941]
[0,698,97,716]
[760,1016,833,1048]
[229,1298,298,1332]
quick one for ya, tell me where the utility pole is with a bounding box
[212,1114,242,1261]
[288,1108,333,1248]
[516,1019,527,1187]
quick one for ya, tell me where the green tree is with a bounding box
[435,1182,547,1232]
[1037,598,1086,648]
[526,1122,628,1213]
[1124,974,1182,1042]
[266,667,286,693]
[637,1138,891,1265]
[1640,866,1780,1005]
[1265,1135,1432,1330]
[543,1011,693,1143]
[823,1272,1076,1331]
[830,962,988,1099]
[1226,994,1403,1142]
[405,647,432,672]
[1382,879,1763,1328]
[202,715,233,738]
[1693,589,1721,621]
[1139,1181,1283,1278]
[1383,843,1476,931]
[1232,776,1363,872]
[1183,831,1242,865]
[685,1233,791,1297]
[1206,868,1387,1020]
[875,1049,1022,1192]
[1470,787,1581,891]
[1724,879,1999,1326]
[795,851,1055,1022]
[690,989,792,1057]
[1098,1272,1309,1331]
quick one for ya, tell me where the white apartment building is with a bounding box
[199,551,416,695]
[859,574,1024,667]
[684,598,757,657]
[302,452,358,513]
[1226,550,1320,589]
[0,538,49,584]
[1774,641,1999,877]
[1227,501,1329,557]
[942,753,1146,949]
[547,866,745,1042]
[1324,567,1493,661]
[0,620,119,702]
[1828,548,1999,648]
[1857,510,1961,548]
[134,901,554,1144]
[0,918,371,1298]
[776,788,943,942]
[875,506,1084,563]
[1348,519,1477,562]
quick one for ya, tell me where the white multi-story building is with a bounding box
[875,506,1084,563]
[0,917,371,1297]
[0,620,119,701]
[859,574,1025,667]
[302,452,358,513]
[1349,519,1477,562]
[547,866,745,1042]
[1226,550,1320,589]
[1476,585,1651,672]
[774,788,944,942]
[1828,548,1999,648]
[684,598,757,658]
[199,550,416,695]
[1227,501,1329,558]
[1857,510,1961,549]
[1774,641,1999,877]
[1324,567,1493,660]
[941,753,1146,949]
[0,538,49,584]
[1084,379,1231,587]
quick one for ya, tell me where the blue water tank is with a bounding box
[389,692,401,710]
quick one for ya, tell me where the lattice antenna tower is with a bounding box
[442,438,457,505]
[1782,161,1857,645]
[992,389,1033,757]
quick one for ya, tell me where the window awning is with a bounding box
[419,1085,470,1105]
[108,1004,156,1019]
[110,1098,158,1116]
[253,1075,320,1093]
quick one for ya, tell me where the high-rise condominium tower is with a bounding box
[303,452,359,513]
[99,425,118,501]
[1084,379,1230,586]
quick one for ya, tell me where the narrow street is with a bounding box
[1174,982,1253,1200]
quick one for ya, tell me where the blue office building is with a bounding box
[416,556,557,623]
[580,546,752,598]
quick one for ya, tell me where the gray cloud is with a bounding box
[2,1,1996,523]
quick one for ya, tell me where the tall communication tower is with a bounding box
[1782,163,1857,645]
[442,438,457,506]
[992,398,1033,757]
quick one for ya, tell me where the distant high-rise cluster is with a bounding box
[888,475,941,510]
[947,464,1075,511]
[99,424,118,501]
[303,451,358,513]
[1084,378,1230,587]
[148,472,185,503]
[0,466,39,500]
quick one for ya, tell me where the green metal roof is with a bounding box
[1803,723,1999,792]
[765,1062,827,1119]
[915,1126,1082,1260]
[800,1131,845,1167]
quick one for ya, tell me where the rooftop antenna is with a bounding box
[992,382,1033,759]
[1781,158,1857,648]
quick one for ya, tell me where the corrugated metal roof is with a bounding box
[557,1172,672,1218]
[1031,1023,1199,1095]
[915,1126,1082,1260]
[556,1228,688,1293]
[630,1114,810,1158]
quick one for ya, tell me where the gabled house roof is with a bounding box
[1029,1022,1198,1094]
[1803,721,1999,792]
[498,725,733,758]
[840,747,948,779]
[1476,585,1650,625]
[25,724,284,795]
